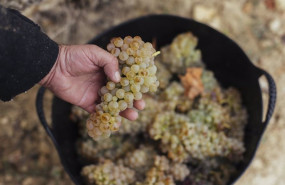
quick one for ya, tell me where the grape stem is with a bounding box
[152,51,161,57]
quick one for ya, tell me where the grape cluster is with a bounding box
[81,160,136,185]
[71,106,90,139]
[161,32,202,74]
[149,112,245,162]
[122,145,156,180]
[81,149,190,185]
[188,95,231,132]
[170,163,190,182]
[160,82,190,111]
[138,155,175,185]
[86,36,159,140]
[155,60,172,90]
[118,96,164,136]
[222,88,248,141]
[201,70,218,93]
[136,155,189,185]
[77,135,137,162]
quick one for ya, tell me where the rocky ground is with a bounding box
[0,0,284,184]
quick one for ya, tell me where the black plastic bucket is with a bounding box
[36,15,276,185]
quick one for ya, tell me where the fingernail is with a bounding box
[115,71,121,81]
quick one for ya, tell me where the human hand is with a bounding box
[39,45,145,120]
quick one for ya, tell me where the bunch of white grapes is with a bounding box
[86,36,160,141]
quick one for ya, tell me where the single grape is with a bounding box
[141,85,149,93]
[106,82,115,90]
[126,71,135,80]
[134,92,142,100]
[144,76,155,86]
[124,92,134,103]
[108,101,119,111]
[100,86,109,95]
[115,116,122,123]
[135,57,142,64]
[131,65,140,73]
[103,93,112,102]
[148,66,157,75]
[127,101,134,108]
[139,63,147,69]
[118,100,128,111]
[123,85,131,92]
[126,56,135,65]
[133,36,142,42]
[130,41,140,50]
[107,43,115,51]
[126,48,134,55]
[131,84,141,93]
[110,123,120,131]
[119,51,129,61]
[100,113,111,123]
[122,66,131,75]
[124,36,133,44]
[142,57,150,63]
[111,48,120,57]
[121,44,129,51]
[111,88,118,96]
[95,104,102,111]
[113,37,124,47]
[116,89,125,99]
[143,42,153,49]
[120,78,130,86]
[103,105,108,112]
[112,96,118,102]
[149,84,158,92]
[139,69,148,77]
[134,76,144,85]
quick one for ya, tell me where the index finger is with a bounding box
[86,44,120,82]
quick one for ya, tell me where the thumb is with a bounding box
[86,44,120,82]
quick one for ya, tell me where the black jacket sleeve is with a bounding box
[0,5,59,101]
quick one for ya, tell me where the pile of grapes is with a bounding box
[72,32,248,185]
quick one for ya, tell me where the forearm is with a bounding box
[0,5,59,101]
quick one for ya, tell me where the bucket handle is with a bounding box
[259,70,277,130]
[36,86,56,139]
[35,86,80,184]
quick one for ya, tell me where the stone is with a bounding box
[276,0,285,11]
[8,150,22,164]
[209,16,222,29]
[0,117,8,125]
[252,158,264,170]
[20,120,28,129]
[39,141,50,155]
[193,4,217,22]
[5,175,12,181]
[269,19,281,33]
[22,177,36,185]
[243,2,253,14]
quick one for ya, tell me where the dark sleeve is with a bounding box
[0,5,59,101]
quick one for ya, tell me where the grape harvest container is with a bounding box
[36,15,276,185]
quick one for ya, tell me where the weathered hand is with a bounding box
[39,45,144,120]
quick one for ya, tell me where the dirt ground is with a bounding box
[0,0,285,184]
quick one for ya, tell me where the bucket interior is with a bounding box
[51,15,263,185]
